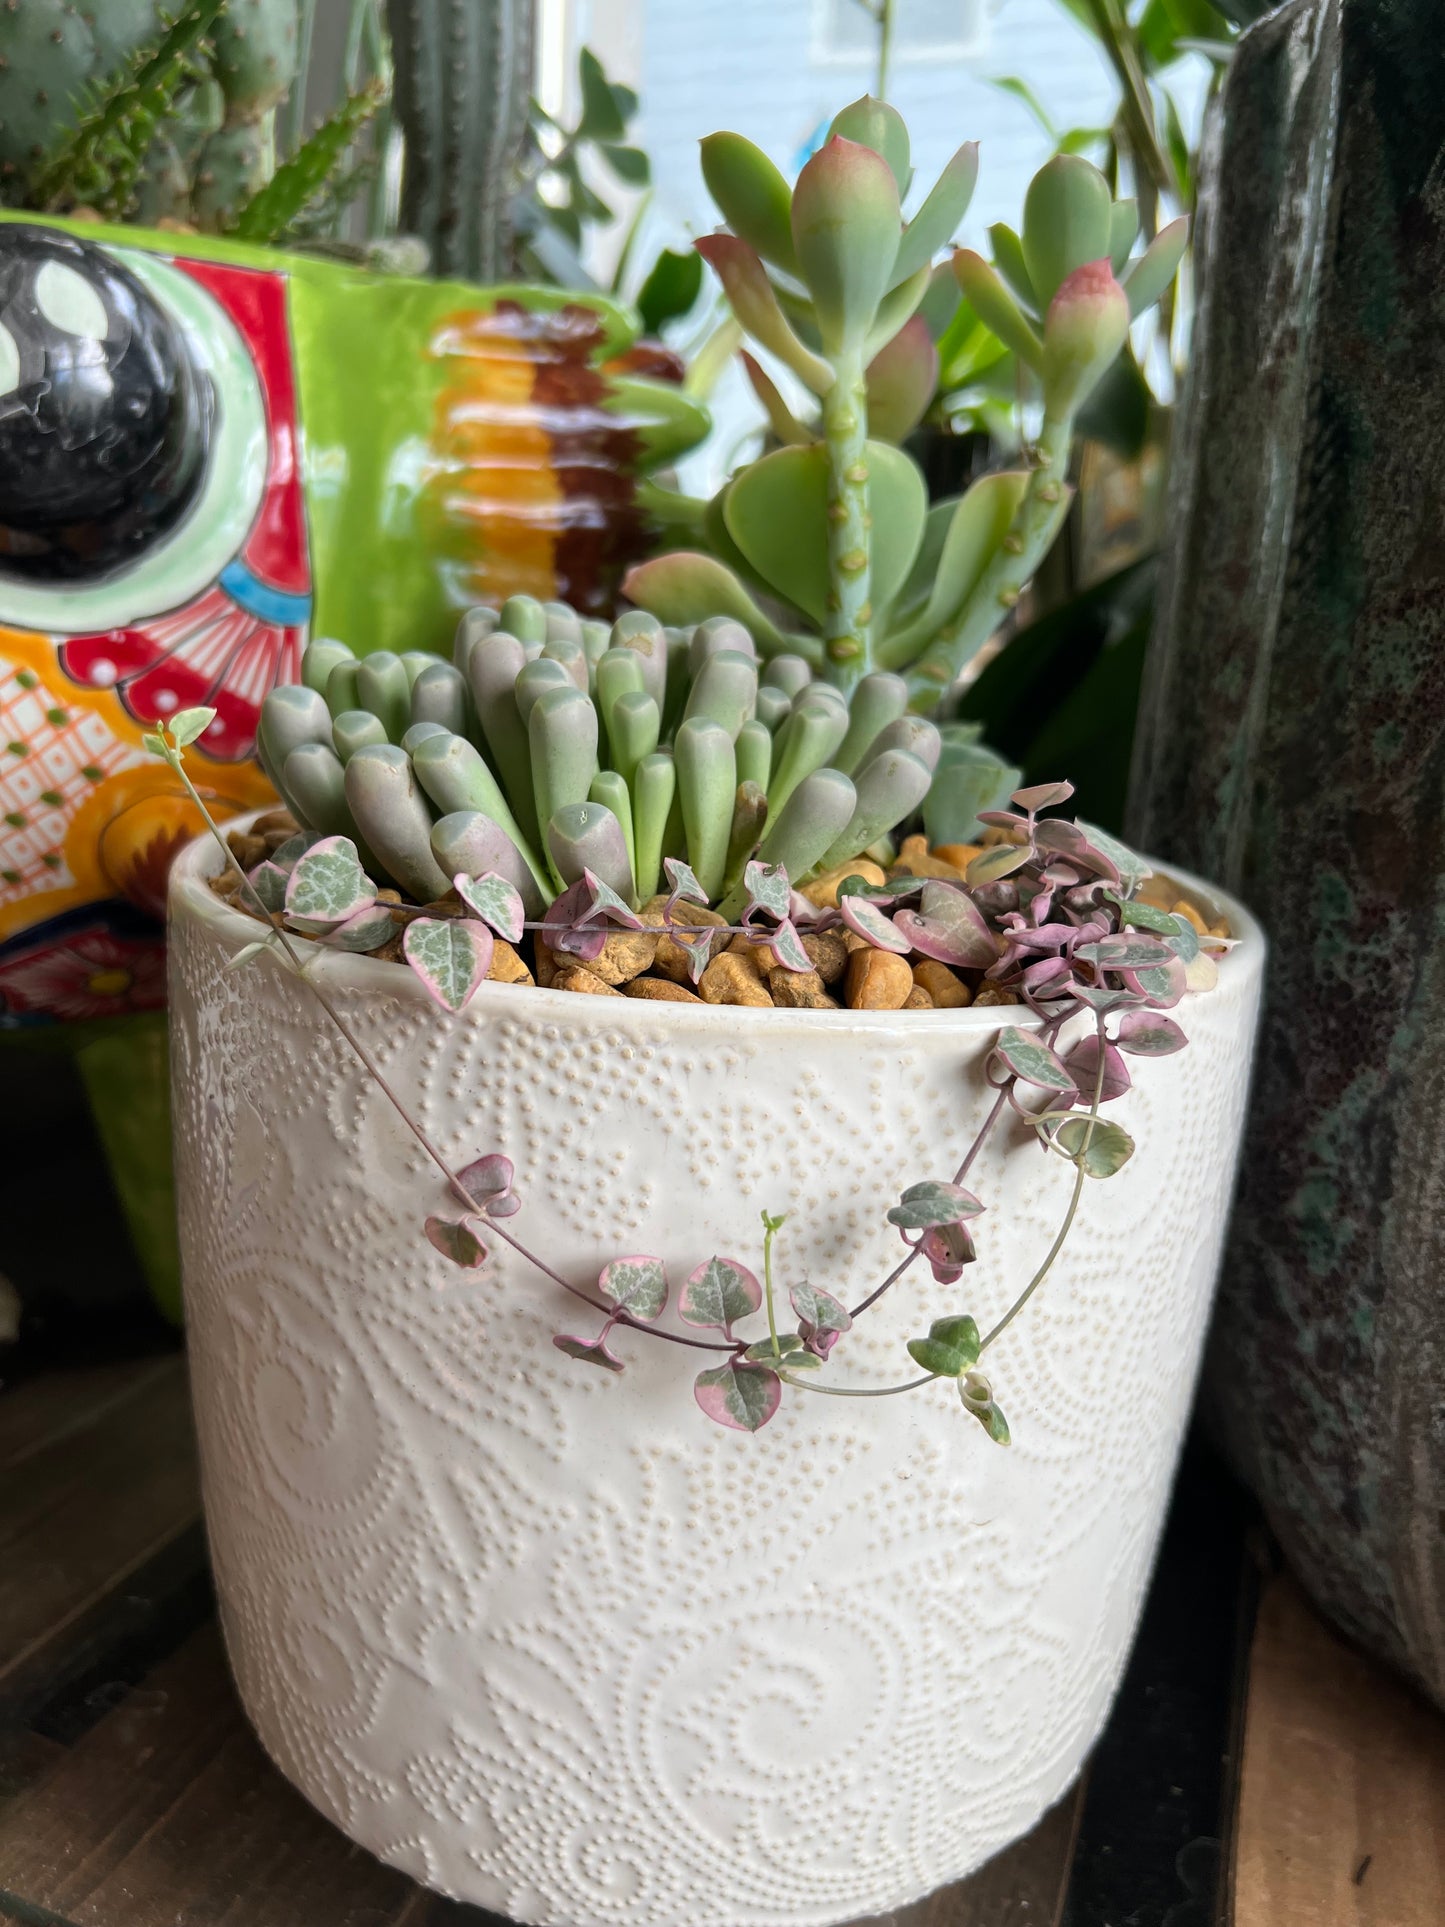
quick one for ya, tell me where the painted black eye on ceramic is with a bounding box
[0,224,213,582]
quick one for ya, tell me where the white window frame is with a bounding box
[810,0,988,69]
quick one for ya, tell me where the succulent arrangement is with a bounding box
[626,98,1186,711]
[144,92,1229,1443]
[153,695,1229,1440]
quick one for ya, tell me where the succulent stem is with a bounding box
[820,350,872,692]
[903,416,1074,708]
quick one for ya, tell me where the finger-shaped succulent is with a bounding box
[260,592,997,922]
[625,107,1184,713]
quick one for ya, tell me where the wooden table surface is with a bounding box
[1,1350,1442,1927]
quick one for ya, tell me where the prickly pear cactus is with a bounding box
[386,0,533,279]
[192,0,296,229]
[0,0,131,182]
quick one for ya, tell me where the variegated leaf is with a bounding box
[320,904,395,952]
[663,857,707,906]
[554,1331,626,1373]
[403,917,492,1011]
[886,1179,984,1230]
[693,1362,782,1432]
[989,1025,1076,1093]
[680,1255,762,1335]
[839,893,911,953]
[455,871,526,944]
[598,1255,669,1322]
[246,859,290,913]
[744,859,791,921]
[424,1215,488,1268]
[285,836,373,926]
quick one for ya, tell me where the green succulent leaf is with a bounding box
[828,95,912,192]
[891,140,979,289]
[623,553,811,661]
[1109,200,1141,274]
[952,251,1044,371]
[693,1362,782,1432]
[723,442,926,628]
[988,222,1040,316]
[1043,1114,1136,1177]
[1076,819,1152,890]
[681,1255,763,1335]
[1021,153,1114,310]
[882,468,1030,657]
[866,316,939,444]
[792,136,902,354]
[700,131,800,274]
[1121,215,1189,319]
[695,234,832,394]
[907,1314,982,1377]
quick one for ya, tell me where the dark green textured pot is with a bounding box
[1128,0,1445,1703]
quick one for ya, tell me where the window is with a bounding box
[814,0,987,64]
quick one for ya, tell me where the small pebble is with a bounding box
[585,927,659,985]
[769,967,835,1009]
[932,842,983,871]
[903,985,933,1010]
[552,964,621,997]
[227,831,267,872]
[801,858,887,909]
[262,826,298,854]
[912,959,972,1008]
[801,929,849,985]
[700,952,774,1006]
[625,976,702,1003]
[1171,898,1207,935]
[845,948,913,1010]
[252,809,297,836]
[891,834,967,881]
[487,939,533,986]
[973,983,1020,1007]
[647,898,729,982]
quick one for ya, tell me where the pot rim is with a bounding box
[169,812,1265,1036]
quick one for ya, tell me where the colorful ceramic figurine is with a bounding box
[0,212,706,1314]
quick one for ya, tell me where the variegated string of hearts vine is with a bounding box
[153,708,1219,1441]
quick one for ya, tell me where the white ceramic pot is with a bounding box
[168,822,1264,1927]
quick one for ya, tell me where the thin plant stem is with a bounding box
[979,1019,1108,1354]
[782,1371,936,1399]
[762,1213,784,1358]
[875,0,895,102]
